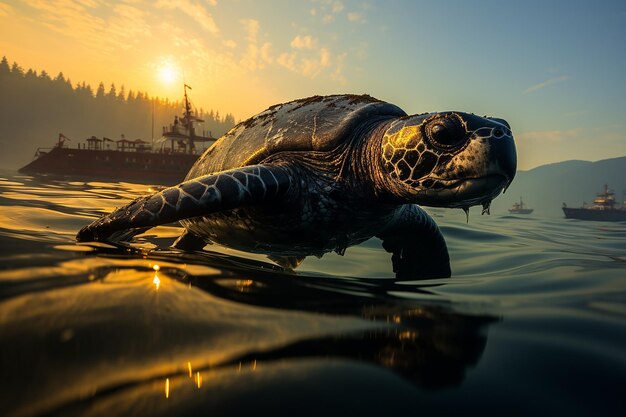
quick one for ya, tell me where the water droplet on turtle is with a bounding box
[462,206,470,223]
[481,200,491,215]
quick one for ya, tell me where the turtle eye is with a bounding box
[426,116,466,149]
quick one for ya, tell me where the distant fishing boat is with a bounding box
[508,197,533,214]
[562,184,626,222]
[18,85,216,185]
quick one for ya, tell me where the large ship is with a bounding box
[18,85,216,185]
[562,184,626,222]
[508,197,534,214]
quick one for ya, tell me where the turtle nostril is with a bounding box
[493,128,504,138]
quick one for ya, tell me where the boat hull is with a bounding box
[508,209,533,215]
[562,207,626,222]
[18,147,199,185]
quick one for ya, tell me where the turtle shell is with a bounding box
[186,94,407,179]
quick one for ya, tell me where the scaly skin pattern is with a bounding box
[380,112,515,208]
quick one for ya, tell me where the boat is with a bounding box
[562,184,626,222]
[508,197,534,214]
[18,85,216,185]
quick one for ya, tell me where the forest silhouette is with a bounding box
[0,56,236,169]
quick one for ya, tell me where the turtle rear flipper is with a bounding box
[76,164,292,243]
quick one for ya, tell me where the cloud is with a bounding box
[290,35,315,49]
[332,1,344,13]
[0,2,13,17]
[19,0,152,55]
[276,46,335,78]
[155,0,219,35]
[239,19,272,70]
[241,18,259,42]
[313,0,367,25]
[260,42,272,64]
[523,75,570,94]
[320,47,331,67]
[11,0,351,100]
[347,11,364,23]
[110,4,152,41]
[74,0,98,6]
[277,52,296,72]
[516,128,583,143]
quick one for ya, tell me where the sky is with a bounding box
[0,0,625,170]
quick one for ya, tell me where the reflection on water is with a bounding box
[1,172,626,417]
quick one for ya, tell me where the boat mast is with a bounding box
[151,100,154,150]
[183,84,195,154]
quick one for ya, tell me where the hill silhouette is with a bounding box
[0,56,236,169]
[490,156,626,217]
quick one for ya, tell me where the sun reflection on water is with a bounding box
[153,274,160,291]
[152,264,161,290]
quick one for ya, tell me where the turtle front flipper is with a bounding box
[76,164,292,243]
[377,205,451,279]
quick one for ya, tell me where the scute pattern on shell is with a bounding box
[186,94,406,180]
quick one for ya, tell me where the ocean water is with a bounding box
[0,170,625,417]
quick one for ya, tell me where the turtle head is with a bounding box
[380,112,516,209]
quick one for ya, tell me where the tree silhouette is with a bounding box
[95,82,105,99]
[0,57,9,76]
[0,56,236,169]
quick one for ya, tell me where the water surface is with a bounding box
[1,171,625,417]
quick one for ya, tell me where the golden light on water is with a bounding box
[398,330,417,341]
[165,378,169,399]
[153,274,160,291]
[152,264,161,290]
[188,361,192,378]
[236,279,255,292]
[196,372,202,388]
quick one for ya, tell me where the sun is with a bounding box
[157,62,179,85]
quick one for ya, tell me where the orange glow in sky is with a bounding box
[157,61,180,86]
[1,1,625,169]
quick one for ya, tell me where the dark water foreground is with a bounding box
[0,171,625,417]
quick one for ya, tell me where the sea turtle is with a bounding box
[77,94,516,278]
